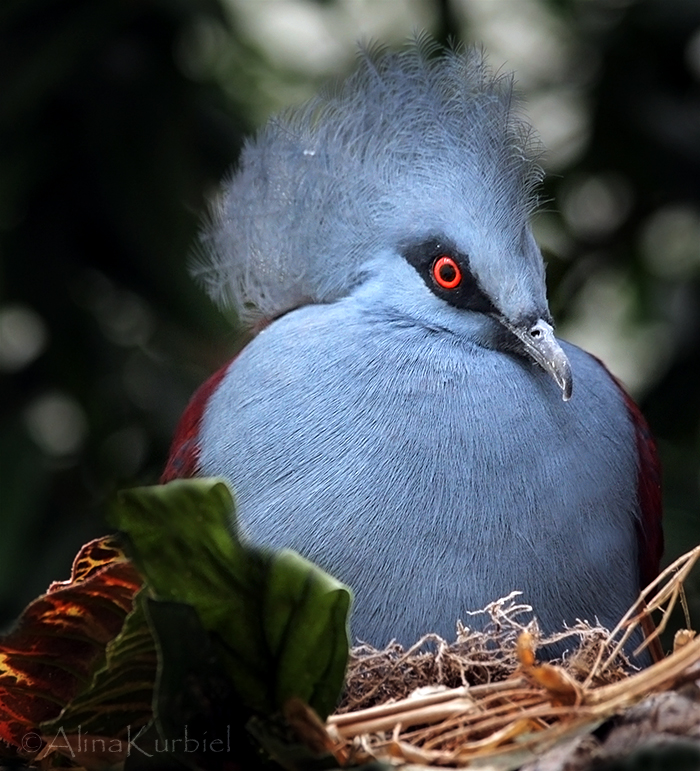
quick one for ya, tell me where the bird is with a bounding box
[162,39,663,659]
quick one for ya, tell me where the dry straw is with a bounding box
[295,546,700,769]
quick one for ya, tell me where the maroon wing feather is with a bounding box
[587,355,663,588]
[620,388,664,589]
[161,360,232,482]
[593,353,664,589]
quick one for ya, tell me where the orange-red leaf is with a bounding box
[0,535,142,753]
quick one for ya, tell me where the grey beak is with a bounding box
[501,318,573,401]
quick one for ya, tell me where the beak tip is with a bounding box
[499,316,574,401]
[559,362,573,402]
[547,356,574,402]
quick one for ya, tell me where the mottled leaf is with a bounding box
[39,588,156,758]
[0,536,142,753]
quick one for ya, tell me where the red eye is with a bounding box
[432,255,462,289]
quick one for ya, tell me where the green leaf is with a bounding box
[145,598,257,770]
[246,714,340,771]
[111,479,351,719]
[265,552,354,719]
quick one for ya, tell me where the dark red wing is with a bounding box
[620,388,664,590]
[161,360,232,482]
[588,354,663,589]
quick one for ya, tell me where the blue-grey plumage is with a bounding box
[197,252,640,646]
[165,40,663,658]
[193,41,546,330]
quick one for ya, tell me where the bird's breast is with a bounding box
[198,303,640,646]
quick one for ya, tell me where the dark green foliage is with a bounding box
[0,0,247,624]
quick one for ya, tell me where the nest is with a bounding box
[291,546,700,768]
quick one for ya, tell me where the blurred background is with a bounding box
[1,0,699,638]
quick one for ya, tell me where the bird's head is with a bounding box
[195,39,572,400]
